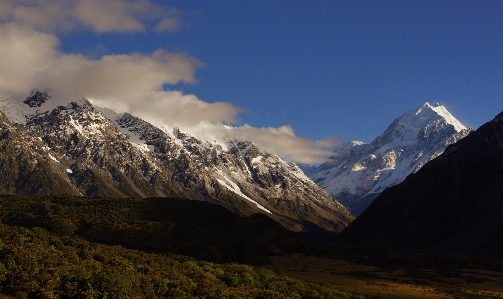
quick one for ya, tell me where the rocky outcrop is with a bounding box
[23,99,186,199]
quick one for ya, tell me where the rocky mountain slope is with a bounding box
[337,110,503,257]
[307,103,471,216]
[101,109,353,232]
[0,109,78,195]
[0,94,353,232]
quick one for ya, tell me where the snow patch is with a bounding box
[427,103,467,132]
[68,115,84,135]
[95,106,146,144]
[132,143,154,153]
[0,97,27,124]
[215,170,271,214]
[267,156,277,164]
[350,163,366,172]
[95,106,119,123]
[48,153,59,163]
[251,156,263,164]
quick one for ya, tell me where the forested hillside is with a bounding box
[0,195,305,265]
[0,195,365,298]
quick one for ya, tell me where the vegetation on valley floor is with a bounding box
[0,194,502,298]
[0,223,365,298]
[0,195,310,265]
[0,195,367,298]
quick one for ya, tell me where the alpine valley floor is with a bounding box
[258,251,503,298]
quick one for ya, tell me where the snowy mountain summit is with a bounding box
[0,92,353,232]
[308,102,472,216]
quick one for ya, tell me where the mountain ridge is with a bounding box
[0,93,353,232]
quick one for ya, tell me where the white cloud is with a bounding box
[0,24,59,95]
[0,0,184,33]
[0,1,339,164]
[0,24,202,103]
[0,0,74,32]
[229,125,338,164]
[74,0,146,33]
[180,123,338,164]
[0,22,241,129]
[155,18,183,33]
[92,91,241,128]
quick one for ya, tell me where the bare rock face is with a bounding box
[23,90,51,108]
[0,94,354,232]
[0,110,77,195]
[337,110,503,257]
[307,103,471,216]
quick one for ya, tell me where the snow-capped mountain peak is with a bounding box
[307,102,472,216]
[406,102,466,132]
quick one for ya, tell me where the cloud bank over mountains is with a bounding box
[0,0,337,164]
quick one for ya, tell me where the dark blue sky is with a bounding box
[188,0,502,142]
[58,0,502,142]
[87,0,500,143]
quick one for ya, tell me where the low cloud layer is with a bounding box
[179,124,340,164]
[0,0,338,164]
[230,125,339,164]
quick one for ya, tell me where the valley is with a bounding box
[0,194,502,298]
[1,93,503,298]
[259,253,503,298]
[1,1,502,297]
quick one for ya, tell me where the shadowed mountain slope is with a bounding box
[337,110,503,257]
[0,194,312,265]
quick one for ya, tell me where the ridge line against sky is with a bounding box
[0,0,502,164]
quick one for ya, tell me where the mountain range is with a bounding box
[0,92,353,232]
[3,90,494,246]
[304,102,471,216]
